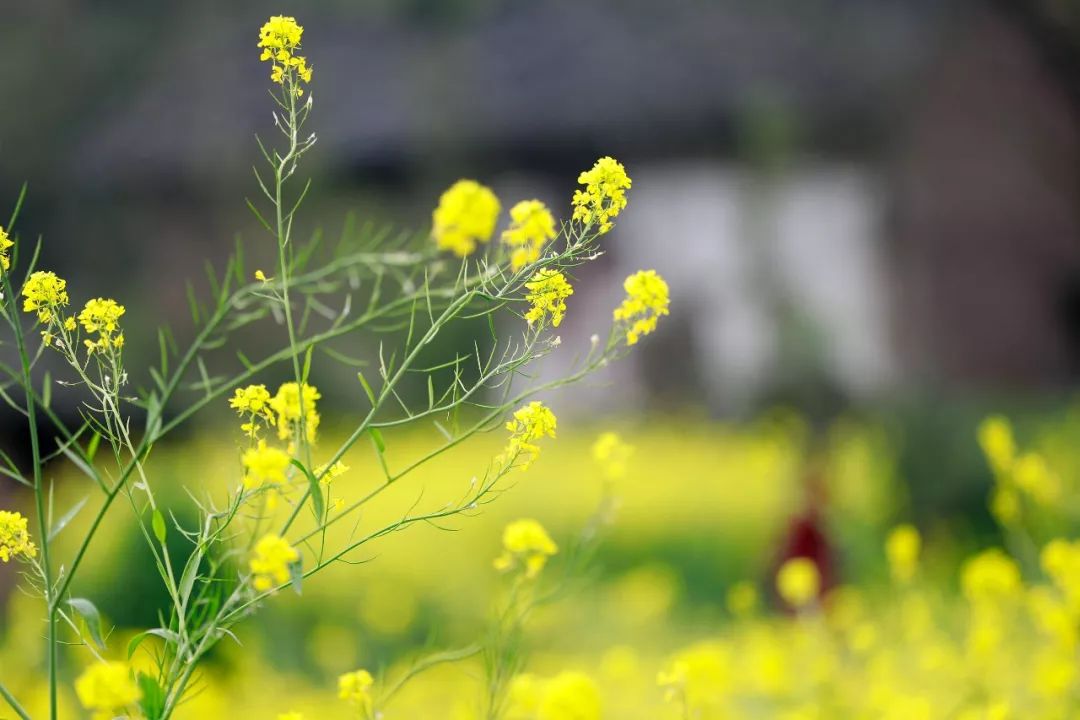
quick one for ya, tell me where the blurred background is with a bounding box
[3,0,1080,716]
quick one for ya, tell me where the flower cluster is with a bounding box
[524,269,574,329]
[21,270,70,324]
[258,16,313,95]
[506,670,601,720]
[250,533,300,592]
[79,297,126,354]
[75,661,142,720]
[571,156,632,233]
[613,269,670,345]
[242,441,292,490]
[270,381,322,444]
[591,432,633,481]
[0,510,37,562]
[0,225,12,271]
[431,179,501,257]
[502,199,556,271]
[977,415,1061,524]
[494,518,559,579]
[338,668,375,715]
[503,401,557,469]
[229,383,274,438]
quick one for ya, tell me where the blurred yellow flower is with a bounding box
[613,269,669,345]
[1012,452,1060,505]
[571,156,631,234]
[494,518,558,579]
[961,548,1020,604]
[502,199,556,271]
[338,668,375,714]
[249,533,299,592]
[241,440,291,490]
[978,415,1016,475]
[75,661,142,720]
[0,224,12,270]
[271,381,321,443]
[524,269,574,328]
[776,557,820,608]
[885,524,921,584]
[230,384,274,438]
[538,671,601,720]
[591,432,633,480]
[726,581,759,618]
[0,510,37,562]
[432,179,501,257]
[503,401,558,469]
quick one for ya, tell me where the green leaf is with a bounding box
[302,345,314,384]
[48,495,88,541]
[357,370,377,407]
[127,628,181,659]
[137,672,167,720]
[370,427,386,453]
[288,559,304,596]
[86,432,102,461]
[151,509,167,545]
[290,459,325,520]
[68,598,106,651]
[42,371,51,409]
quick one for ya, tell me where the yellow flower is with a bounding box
[249,533,299,592]
[21,271,70,324]
[241,440,291,489]
[612,270,669,345]
[977,415,1015,475]
[776,557,820,608]
[230,384,274,438]
[0,225,12,271]
[524,269,574,328]
[961,548,1020,604]
[270,381,321,444]
[537,671,601,720]
[255,269,269,282]
[314,460,349,484]
[258,16,312,94]
[591,431,633,480]
[75,661,142,720]
[494,518,558,579]
[503,401,557,469]
[278,714,304,720]
[1012,452,1060,504]
[502,199,556,271]
[432,179,501,257]
[79,298,126,354]
[885,524,921,584]
[0,510,37,562]
[658,642,732,709]
[338,669,375,713]
[571,156,632,233]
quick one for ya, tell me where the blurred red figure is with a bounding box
[771,460,837,611]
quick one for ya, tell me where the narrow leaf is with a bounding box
[151,509,167,545]
[48,495,89,541]
[68,598,106,651]
[290,459,325,520]
[357,370,377,407]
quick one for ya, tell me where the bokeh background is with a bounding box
[3,0,1080,716]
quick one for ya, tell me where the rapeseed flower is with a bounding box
[503,401,557,469]
[885,524,921,584]
[0,225,12,271]
[241,440,291,489]
[250,533,299,592]
[79,298,125,354]
[494,518,558,579]
[230,384,274,438]
[21,271,69,324]
[961,548,1020,604]
[613,270,669,345]
[74,661,142,720]
[571,156,631,234]
[591,432,633,480]
[524,269,573,328]
[271,381,321,444]
[432,179,501,257]
[338,669,375,714]
[502,199,556,271]
[258,16,313,95]
[0,510,36,562]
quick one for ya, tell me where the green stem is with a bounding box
[0,681,32,720]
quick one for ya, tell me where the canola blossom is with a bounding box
[21,270,70,324]
[494,518,559,579]
[270,381,321,443]
[79,297,126,353]
[613,269,670,345]
[0,225,12,271]
[258,16,312,94]
[502,199,557,271]
[524,269,574,329]
[0,510,36,562]
[571,156,632,234]
[75,662,142,720]
[503,401,558,469]
[250,533,300,592]
[432,179,501,257]
[338,668,375,714]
